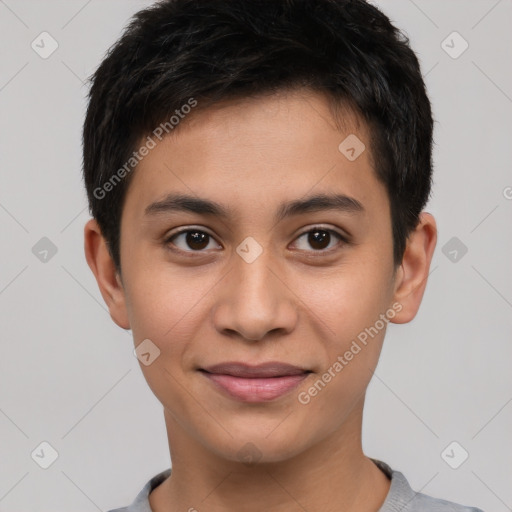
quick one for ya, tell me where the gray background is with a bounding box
[0,0,511,510]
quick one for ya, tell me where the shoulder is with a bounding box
[371,459,485,512]
[402,488,485,512]
[106,468,172,512]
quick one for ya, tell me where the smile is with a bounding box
[199,362,311,402]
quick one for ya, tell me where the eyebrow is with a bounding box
[144,192,364,223]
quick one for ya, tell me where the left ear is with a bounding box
[390,212,437,324]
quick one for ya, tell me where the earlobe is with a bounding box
[390,212,437,324]
[83,219,131,330]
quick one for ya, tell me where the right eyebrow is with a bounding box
[144,192,365,222]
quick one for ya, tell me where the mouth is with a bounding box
[199,362,312,402]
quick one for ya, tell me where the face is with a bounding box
[111,89,404,463]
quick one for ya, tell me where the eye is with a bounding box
[291,227,347,253]
[164,226,348,255]
[165,228,221,253]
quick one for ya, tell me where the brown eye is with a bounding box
[308,229,331,250]
[292,227,346,252]
[184,231,209,250]
[166,229,221,252]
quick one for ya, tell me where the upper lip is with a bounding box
[201,362,310,378]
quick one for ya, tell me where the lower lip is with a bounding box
[202,372,309,402]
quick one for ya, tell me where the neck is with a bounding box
[150,400,390,512]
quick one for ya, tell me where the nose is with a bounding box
[212,248,298,342]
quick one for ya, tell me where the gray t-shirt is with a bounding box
[108,459,485,512]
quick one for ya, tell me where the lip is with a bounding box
[200,362,311,402]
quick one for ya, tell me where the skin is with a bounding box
[84,88,437,512]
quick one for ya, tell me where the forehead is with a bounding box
[166,88,365,151]
[122,89,387,222]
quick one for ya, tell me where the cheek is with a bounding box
[295,275,391,429]
[300,260,393,344]
[125,264,201,341]
[124,269,206,409]
[124,263,223,379]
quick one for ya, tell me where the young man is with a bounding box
[82,0,484,510]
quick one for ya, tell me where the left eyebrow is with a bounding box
[144,192,365,223]
[275,193,364,222]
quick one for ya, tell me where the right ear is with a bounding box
[83,219,130,330]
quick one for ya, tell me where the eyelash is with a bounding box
[163,226,349,256]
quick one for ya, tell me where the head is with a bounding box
[83,0,437,464]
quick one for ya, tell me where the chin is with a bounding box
[206,425,311,465]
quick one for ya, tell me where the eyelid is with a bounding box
[294,224,349,241]
[166,225,218,240]
[290,225,349,253]
[164,224,350,254]
[164,226,223,250]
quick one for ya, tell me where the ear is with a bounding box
[84,218,131,329]
[390,212,437,324]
